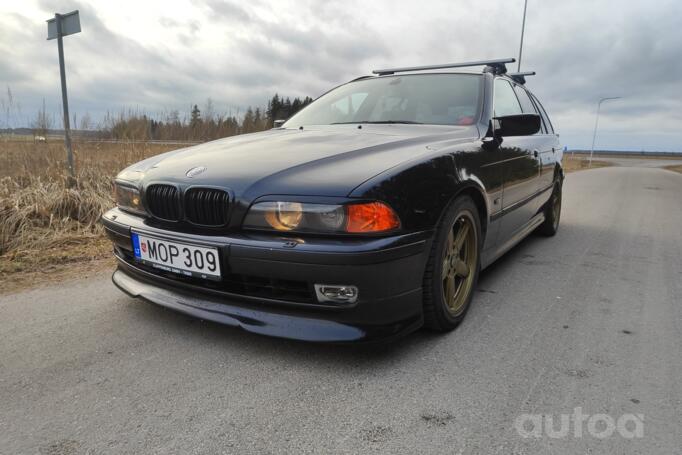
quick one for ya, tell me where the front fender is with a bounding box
[349,142,488,232]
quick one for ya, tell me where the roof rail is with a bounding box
[372,58,516,76]
[348,75,373,83]
[507,71,536,85]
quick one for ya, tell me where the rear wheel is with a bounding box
[537,181,562,236]
[423,196,481,331]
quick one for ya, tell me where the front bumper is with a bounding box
[102,208,432,342]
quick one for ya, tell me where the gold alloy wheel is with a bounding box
[441,212,478,316]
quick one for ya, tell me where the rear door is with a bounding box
[529,92,561,199]
[493,78,540,240]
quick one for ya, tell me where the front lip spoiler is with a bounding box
[112,268,422,343]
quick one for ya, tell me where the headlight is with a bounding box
[243,201,400,234]
[114,182,145,215]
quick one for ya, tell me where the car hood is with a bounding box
[121,124,478,199]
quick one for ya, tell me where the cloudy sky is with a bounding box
[1,0,681,151]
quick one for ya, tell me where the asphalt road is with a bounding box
[2,165,681,454]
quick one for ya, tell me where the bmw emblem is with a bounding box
[186,166,207,178]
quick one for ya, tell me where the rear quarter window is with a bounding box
[530,93,555,135]
[513,85,545,134]
[513,85,537,114]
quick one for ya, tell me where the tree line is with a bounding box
[101,94,313,142]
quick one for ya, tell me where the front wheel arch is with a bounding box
[437,183,489,248]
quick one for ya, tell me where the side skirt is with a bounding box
[481,212,545,269]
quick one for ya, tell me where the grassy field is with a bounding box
[562,154,612,173]
[0,140,612,293]
[664,164,682,174]
[0,139,178,292]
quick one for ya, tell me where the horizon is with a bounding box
[4,124,681,155]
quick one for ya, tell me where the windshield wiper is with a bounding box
[364,120,423,124]
[330,120,423,125]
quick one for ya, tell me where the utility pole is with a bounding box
[517,0,528,72]
[46,10,81,182]
[589,97,621,167]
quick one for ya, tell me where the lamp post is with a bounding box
[517,0,528,72]
[589,97,621,167]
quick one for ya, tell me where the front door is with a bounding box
[493,79,540,242]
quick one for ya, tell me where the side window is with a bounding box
[530,93,555,135]
[513,85,545,134]
[493,79,522,117]
[514,86,537,114]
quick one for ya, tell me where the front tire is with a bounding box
[422,196,481,331]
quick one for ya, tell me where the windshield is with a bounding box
[284,74,482,127]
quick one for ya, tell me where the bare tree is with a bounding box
[32,98,54,138]
[79,112,93,131]
[203,98,215,123]
[1,86,22,136]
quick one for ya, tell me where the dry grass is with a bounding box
[562,154,613,173]
[664,164,682,174]
[0,139,178,292]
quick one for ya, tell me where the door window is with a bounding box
[493,79,522,117]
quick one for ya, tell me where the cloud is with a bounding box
[201,0,252,24]
[1,0,681,150]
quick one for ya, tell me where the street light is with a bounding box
[589,97,621,167]
[517,0,528,72]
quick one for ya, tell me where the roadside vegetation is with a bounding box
[0,94,312,292]
[664,164,682,174]
[101,94,312,142]
[562,154,612,173]
[0,140,175,292]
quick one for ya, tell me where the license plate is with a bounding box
[131,232,221,281]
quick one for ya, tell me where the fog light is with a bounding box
[314,284,359,304]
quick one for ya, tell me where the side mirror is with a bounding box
[273,119,286,128]
[493,113,541,137]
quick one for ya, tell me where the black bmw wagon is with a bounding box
[103,58,563,342]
